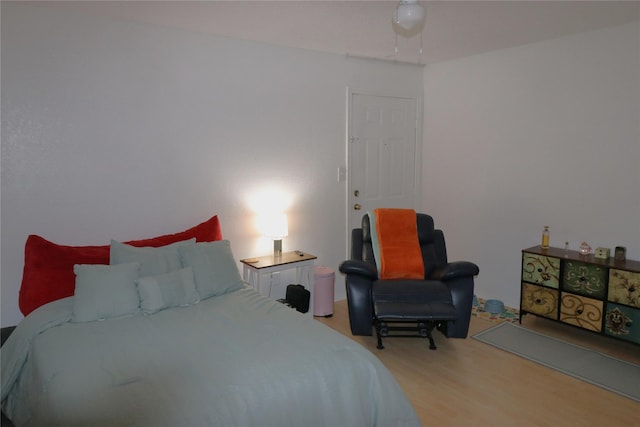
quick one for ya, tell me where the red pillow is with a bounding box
[19,215,222,316]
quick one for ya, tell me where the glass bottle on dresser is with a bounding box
[541,226,550,249]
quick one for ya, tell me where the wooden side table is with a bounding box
[240,251,317,302]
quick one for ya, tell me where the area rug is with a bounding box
[473,322,640,402]
[471,297,519,324]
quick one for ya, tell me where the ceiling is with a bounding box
[29,1,640,65]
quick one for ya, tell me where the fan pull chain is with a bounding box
[395,32,399,54]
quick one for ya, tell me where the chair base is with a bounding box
[374,320,442,350]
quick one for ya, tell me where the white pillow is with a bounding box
[72,262,140,322]
[137,267,200,314]
[110,238,195,277]
[178,240,244,299]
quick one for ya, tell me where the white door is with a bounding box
[347,91,421,234]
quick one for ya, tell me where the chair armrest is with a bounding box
[434,263,478,338]
[339,260,377,336]
[339,260,379,280]
[430,261,479,281]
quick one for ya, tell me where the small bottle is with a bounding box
[541,226,550,249]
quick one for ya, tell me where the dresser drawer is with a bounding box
[521,283,558,320]
[560,292,603,332]
[522,253,560,288]
[608,269,640,308]
[562,260,607,299]
[604,303,640,344]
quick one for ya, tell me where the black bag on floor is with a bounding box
[278,284,310,313]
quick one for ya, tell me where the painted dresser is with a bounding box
[520,245,640,345]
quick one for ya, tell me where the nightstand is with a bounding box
[240,251,317,299]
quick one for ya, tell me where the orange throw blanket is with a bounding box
[370,208,425,279]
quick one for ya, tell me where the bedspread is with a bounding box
[1,286,420,426]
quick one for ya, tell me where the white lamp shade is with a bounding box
[395,1,425,31]
[262,213,288,239]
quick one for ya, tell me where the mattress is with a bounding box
[1,286,420,426]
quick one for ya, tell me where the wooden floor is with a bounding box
[316,300,640,427]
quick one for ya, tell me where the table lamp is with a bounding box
[263,213,288,256]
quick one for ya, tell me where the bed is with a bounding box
[1,216,420,426]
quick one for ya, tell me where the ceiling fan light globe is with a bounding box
[395,3,425,31]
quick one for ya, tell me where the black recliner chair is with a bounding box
[339,213,479,349]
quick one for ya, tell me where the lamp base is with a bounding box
[274,239,283,257]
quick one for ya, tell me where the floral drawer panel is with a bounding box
[521,283,559,320]
[560,292,603,332]
[608,269,640,308]
[522,254,560,288]
[562,261,606,299]
[605,303,640,345]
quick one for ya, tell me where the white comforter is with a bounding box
[1,286,420,426]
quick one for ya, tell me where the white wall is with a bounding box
[0,3,424,326]
[423,21,640,309]
[4,3,637,326]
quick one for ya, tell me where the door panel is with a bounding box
[348,92,420,233]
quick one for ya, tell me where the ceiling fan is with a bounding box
[392,0,426,58]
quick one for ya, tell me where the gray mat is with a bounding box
[473,322,640,402]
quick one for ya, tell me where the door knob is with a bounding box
[354,203,361,210]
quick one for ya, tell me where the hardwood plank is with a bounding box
[316,300,639,427]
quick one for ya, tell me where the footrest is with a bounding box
[373,320,441,350]
[374,301,457,322]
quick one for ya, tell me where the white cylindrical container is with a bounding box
[313,266,335,317]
